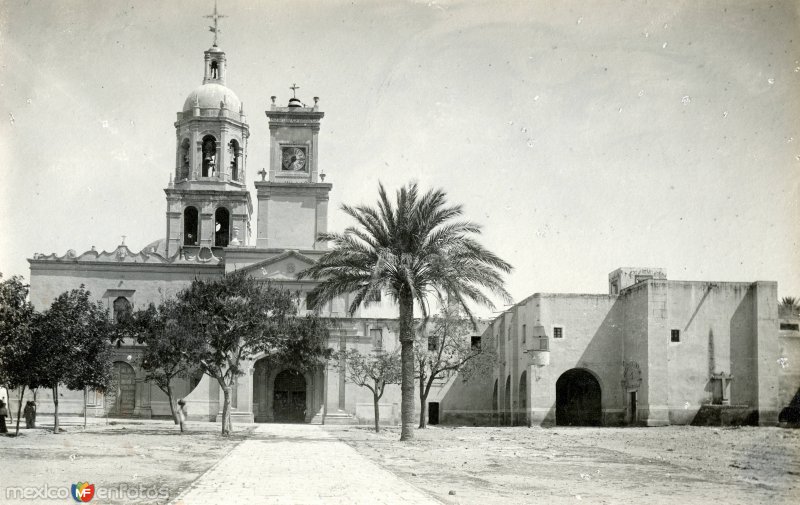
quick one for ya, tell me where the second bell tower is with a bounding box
[255,90,332,250]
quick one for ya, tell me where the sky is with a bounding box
[1,0,799,310]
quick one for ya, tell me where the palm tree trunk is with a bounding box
[418,369,427,429]
[399,291,415,441]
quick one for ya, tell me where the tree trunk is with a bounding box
[418,369,427,429]
[52,385,59,434]
[83,387,87,429]
[373,391,381,433]
[14,385,26,436]
[166,384,179,425]
[221,384,232,436]
[399,291,415,441]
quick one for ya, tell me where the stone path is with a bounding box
[172,424,442,505]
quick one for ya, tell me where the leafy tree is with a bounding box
[335,348,401,432]
[179,273,331,436]
[414,305,493,428]
[132,301,199,430]
[0,274,40,435]
[300,182,512,440]
[31,286,113,434]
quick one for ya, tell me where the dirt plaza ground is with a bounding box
[327,424,800,505]
[0,418,248,504]
[0,419,797,504]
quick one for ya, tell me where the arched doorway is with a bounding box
[556,368,602,426]
[107,361,136,417]
[492,379,499,425]
[504,375,512,426]
[518,371,527,426]
[273,369,307,423]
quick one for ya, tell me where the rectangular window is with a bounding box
[553,326,563,339]
[522,324,527,344]
[370,328,383,350]
[671,329,680,342]
[471,336,481,350]
[305,292,318,311]
[366,290,382,302]
[507,327,511,341]
[780,323,799,331]
[428,335,439,351]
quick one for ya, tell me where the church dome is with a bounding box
[183,83,241,112]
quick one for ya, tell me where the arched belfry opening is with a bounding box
[214,207,230,247]
[184,207,199,246]
[179,139,191,180]
[228,139,241,181]
[556,369,602,426]
[201,135,217,177]
[210,60,219,79]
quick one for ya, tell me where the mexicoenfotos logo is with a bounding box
[71,482,95,503]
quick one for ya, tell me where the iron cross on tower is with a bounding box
[290,83,300,98]
[205,2,227,47]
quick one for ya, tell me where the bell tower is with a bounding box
[164,5,252,257]
[254,88,332,250]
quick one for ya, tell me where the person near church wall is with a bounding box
[0,400,9,433]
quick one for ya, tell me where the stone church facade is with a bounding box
[25,41,430,425]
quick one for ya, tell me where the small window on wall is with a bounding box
[113,296,132,323]
[522,324,527,344]
[366,290,382,303]
[553,326,564,339]
[428,335,439,351]
[86,388,103,407]
[471,336,481,350]
[780,323,799,331]
[305,292,318,311]
[370,328,383,351]
[671,329,681,343]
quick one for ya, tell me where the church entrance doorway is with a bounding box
[107,361,136,417]
[273,369,307,423]
[556,368,601,426]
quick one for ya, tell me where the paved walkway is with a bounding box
[172,424,442,505]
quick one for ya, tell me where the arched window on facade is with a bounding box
[215,207,230,247]
[113,296,132,323]
[180,139,191,180]
[228,139,240,181]
[201,135,217,177]
[184,206,199,245]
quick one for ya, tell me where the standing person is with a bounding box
[177,399,187,434]
[0,399,9,434]
[24,401,36,429]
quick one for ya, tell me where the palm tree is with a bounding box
[781,296,799,314]
[299,182,512,441]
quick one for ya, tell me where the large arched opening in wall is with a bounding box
[518,371,527,426]
[504,375,512,426]
[273,369,307,423]
[492,379,499,425]
[555,368,602,426]
[106,361,136,417]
